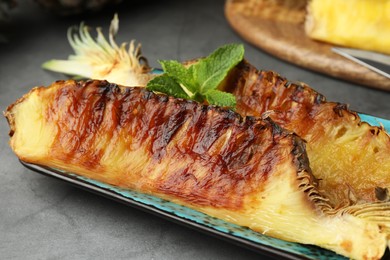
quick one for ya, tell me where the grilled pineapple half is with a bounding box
[305,0,390,55]
[224,60,390,208]
[5,80,390,259]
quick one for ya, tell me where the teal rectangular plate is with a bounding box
[20,113,390,260]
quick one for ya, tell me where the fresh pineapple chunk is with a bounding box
[305,0,390,55]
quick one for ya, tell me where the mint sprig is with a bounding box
[146,43,244,108]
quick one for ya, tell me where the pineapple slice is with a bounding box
[5,80,390,259]
[225,60,390,208]
[305,0,390,55]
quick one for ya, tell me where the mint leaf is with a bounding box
[194,43,244,93]
[146,43,244,109]
[205,89,236,108]
[159,60,198,94]
[146,75,190,99]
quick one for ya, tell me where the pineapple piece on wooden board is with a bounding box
[223,60,390,208]
[305,0,390,55]
[5,79,390,260]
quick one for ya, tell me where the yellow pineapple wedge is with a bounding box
[5,80,390,260]
[223,60,390,208]
[305,0,390,55]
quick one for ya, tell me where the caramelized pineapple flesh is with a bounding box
[6,80,390,259]
[225,61,390,207]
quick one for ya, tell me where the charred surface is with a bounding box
[228,60,390,206]
[6,79,390,260]
[6,80,314,211]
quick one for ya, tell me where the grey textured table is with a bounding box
[1,1,390,259]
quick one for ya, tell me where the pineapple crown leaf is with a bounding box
[42,14,150,82]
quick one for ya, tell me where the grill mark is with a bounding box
[150,102,189,161]
[231,61,330,139]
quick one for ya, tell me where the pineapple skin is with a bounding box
[226,60,390,207]
[5,80,388,260]
[305,0,390,55]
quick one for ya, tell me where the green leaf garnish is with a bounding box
[159,60,197,94]
[204,90,237,108]
[147,75,190,99]
[194,43,244,93]
[146,43,244,109]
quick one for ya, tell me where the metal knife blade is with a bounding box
[332,47,390,79]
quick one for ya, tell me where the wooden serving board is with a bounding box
[225,0,390,91]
